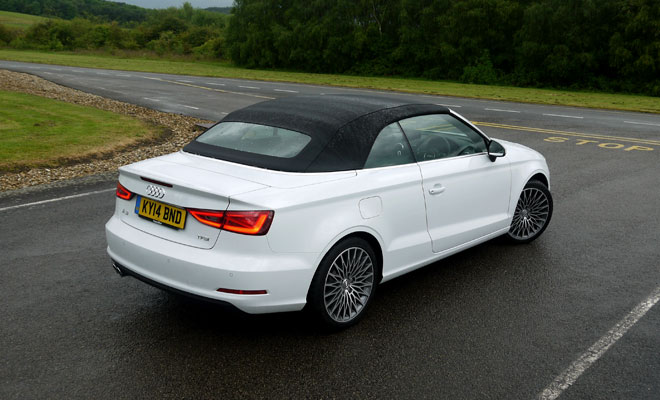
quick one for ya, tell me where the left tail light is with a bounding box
[223,211,274,235]
[188,209,274,236]
[188,209,224,229]
[116,182,134,200]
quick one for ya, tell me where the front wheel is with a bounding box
[307,237,377,330]
[506,180,553,243]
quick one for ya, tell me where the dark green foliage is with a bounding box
[2,0,659,95]
[2,2,229,58]
[226,0,660,96]
[0,0,148,23]
[204,7,232,15]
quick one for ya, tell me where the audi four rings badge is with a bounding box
[146,185,165,198]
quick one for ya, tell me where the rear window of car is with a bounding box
[195,122,312,159]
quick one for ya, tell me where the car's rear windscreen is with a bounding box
[196,122,311,159]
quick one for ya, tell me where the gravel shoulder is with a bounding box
[0,69,210,191]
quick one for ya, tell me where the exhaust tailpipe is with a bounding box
[111,261,125,277]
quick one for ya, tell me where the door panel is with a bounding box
[418,154,511,253]
[398,113,512,253]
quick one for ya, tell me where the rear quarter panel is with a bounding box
[228,164,432,276]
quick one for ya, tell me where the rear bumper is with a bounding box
[105,215,319,314]
[111,259,240,312]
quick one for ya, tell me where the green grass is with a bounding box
[0,49,659,114]
[0,11,49,30]
[0,90,163,171]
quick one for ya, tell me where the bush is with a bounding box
[0,24,17,45]
[461,52,499,84]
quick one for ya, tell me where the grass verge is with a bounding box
[1,49,658,114]
[0,90,164,172]
[0,11,49,30]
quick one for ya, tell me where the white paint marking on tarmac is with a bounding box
[437,104,462,108]
[624,120,660,127]
[177,80,193,83]
[274,89,298,93]
[0,188,115,212]
[143,97,161,102]
[181,105,199,110]
[142,76,160,80]
[485,108,520,113]
[96,72,110,75]
[205,82,225,86]
[117,74,132,77]
[538,285,660,400]
[543,113,584,119]
[239,85,259,89]
[220,112,229,115]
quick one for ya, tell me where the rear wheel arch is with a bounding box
[306,230,384,297]
[310,230,384,287]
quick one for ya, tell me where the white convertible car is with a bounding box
[106,95,552,329]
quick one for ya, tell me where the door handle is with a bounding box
[429,185,446,195]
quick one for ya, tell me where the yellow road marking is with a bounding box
[473,121,660,146]
[154,77,275,100]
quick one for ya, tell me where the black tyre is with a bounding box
[307,237,378,330]
[506,179,553,244]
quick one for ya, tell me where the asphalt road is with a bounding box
[1,61,659,399]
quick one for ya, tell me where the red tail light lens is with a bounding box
[116,182,134,200]
[189,209,224,229]
[187,209,274,235]
[223,211,274,235]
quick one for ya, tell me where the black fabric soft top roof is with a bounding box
[183,94,449,172]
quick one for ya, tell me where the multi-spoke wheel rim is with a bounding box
[324,247,375,323]
[509,187,550,240]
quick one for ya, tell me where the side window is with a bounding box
[363,123,415,169]
[399,114,487,162]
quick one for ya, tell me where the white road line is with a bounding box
[274,89,298,93]
[117,74,132,77]
[543,113,584,119]
[485,108,520,113]
[624,120,660,127]
[143,97,161,102]
[142,76,160,80]
[437,104,462,108]
[0,188,115,212]
[538,285,660,400]
[181,105,199,110]
[239,85,259,89]
[205,82,225,86]
[220,112,229,115]
[177,80,193,83]
[96,72,110,75]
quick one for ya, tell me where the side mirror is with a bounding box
[488,140,506,162]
